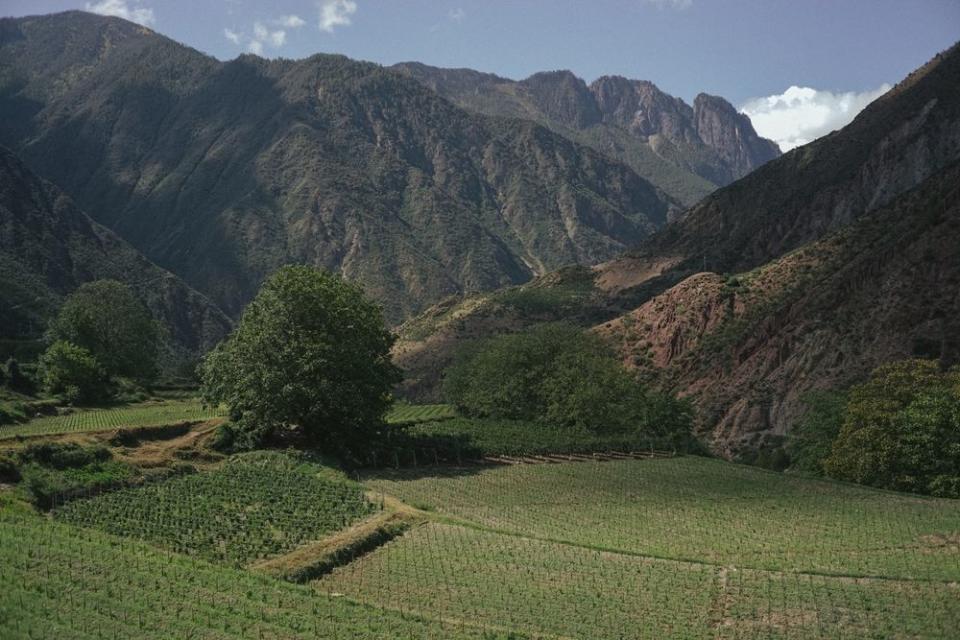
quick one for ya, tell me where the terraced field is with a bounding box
[322,457,960,638]
[54,452,375,566]
[3,439,959,638]
[0,504,498,639]
[0,399,224,440]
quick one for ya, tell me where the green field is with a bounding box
[320,457,960,638]
[0,399,224,440]
[0,503,500,639]
[3,440,959,638]
[386,403,457,424]
[55,452,375,566]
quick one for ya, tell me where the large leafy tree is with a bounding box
[823,360,960,496]
[444,322,691,442]
[49,280,160,381]
[200,266,401,453]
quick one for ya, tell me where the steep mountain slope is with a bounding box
[0,11,679,323]
[599,160,960,455]
[0,145,231,361]
[393,63,780,205]
[395,43,960,452]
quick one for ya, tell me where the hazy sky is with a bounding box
[4,1,959,150]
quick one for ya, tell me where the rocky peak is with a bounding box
[520,70,602,128]
[693,93,781,180]
[589,76,698,142]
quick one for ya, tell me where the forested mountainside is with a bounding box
[395,43,960,454]
[0,145,231,361]
[393,63,780,206]
[0,11,682,323]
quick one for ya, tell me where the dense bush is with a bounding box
[4,357,34,394]
[48,280,160,382]
[443,323,692,443]
[38,341,111,405]
[786,391,848,475]
[821,360,960,497]
[14,443,132,509]
[200,266,401,456]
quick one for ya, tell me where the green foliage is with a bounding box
[4,358,34,394]
[824,359,960,496]
[54,451,376,566]
[0,398,223,440]
[444,323,691,440]
[17,442,112,469]
[200,266,401,455]
[408,417,679,457]
[0,455,20,483]
[38,340,110,405]
[786,391,848,475]
[14,443,134,509]
[48,280,160,382]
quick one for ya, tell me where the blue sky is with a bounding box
[4,1,959,149]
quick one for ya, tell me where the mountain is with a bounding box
[393,63,781,205]
[395,43,960,455]
[0,145,231,363]
[0,11,680,323]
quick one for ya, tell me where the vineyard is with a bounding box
[0,503,497,639]
[54,452,375,566]
[2,429,959,638]
[0,399,224,440]
[386,403,457,424]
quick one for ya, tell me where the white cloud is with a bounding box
[253,21,286,47]
[740,84,891,151]
[85,0,155,26]
[223,28,241,45]
[644,0,693,9]
[448,8,466,23]
[247,39,264,55]
[319,0,358,33]
[276,15,307,29]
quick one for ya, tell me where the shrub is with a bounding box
[0,455,20,483]
[786,391,848,475]
[823,360,960,496]
[5,357,34,394]
[38,341,111,405]
[17,442,112,470]
[200,266,401,456]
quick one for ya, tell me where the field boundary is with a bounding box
[250,494,428,583]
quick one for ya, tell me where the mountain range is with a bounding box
[395,43,960,455]
[3,10,953,458]
[393,63,780,206]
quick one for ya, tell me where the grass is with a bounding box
[364,457,960,581]
[0,501,504,639]
[386,403,457,425]
[318,521,718,639]
[54,451,377,566]
[330,457,960,638]
[0,399,225,440]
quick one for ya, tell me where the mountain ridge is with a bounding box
[0,144,232,363]
[0,11,682,323]
[392,61,781,205]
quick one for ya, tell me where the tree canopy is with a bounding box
[200,266,401,453]
[48,280,160,381]
[443,323,691,443]
[822,360,960,497]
